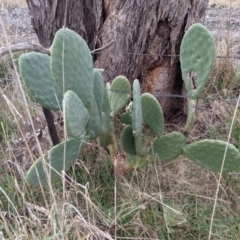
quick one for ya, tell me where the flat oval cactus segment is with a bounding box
[121,125,136,156]
[98,112,113,147]
[141,93,164,137]
[132,79,143,156]
[26,137,87,187]
[121,112,132,126]
[152,132,186,162]
[183,140,240,172]
[19,53,63,110]
[93,69,104,117]
[102,87,111,116]
[132,79,142,137]
[180,23,215,99]
[109,76,131,114]
[63,90,89,138]
[51,28,94,108]
[85,97,103,139]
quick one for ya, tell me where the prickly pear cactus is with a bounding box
[141,93,164,137]
[19,53,63,110]
[93,69,105,117]
[63,90,89,138]
[51,28,94,108]
[121,125,136,156]
[26,137,87,187]
[20,23,240,188]
[152,132,186,162]
[183,140,240,172]
[132,79,143,156]
[109,76,131,115]
[180,23,215,99]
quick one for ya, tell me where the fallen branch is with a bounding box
[0,43,50,57]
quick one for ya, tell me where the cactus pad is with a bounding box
[85,97,103,139]
[132,79,143,156]
[152,132,186,161]
[51,28,94,107]
[98,112,113,147]
[132,80,142,136]
[63,90,89,138]
[121,113,132,126]
[19,53,63,110]
[102,87,111,116]
[121,125,136,156]
[93,69,104,117]
[26,137,87,186]
[141,93,164,137]
[180,23,215,99]
[109,76,131,114]
[183,140,240,172]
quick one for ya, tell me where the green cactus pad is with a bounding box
[98,112,113,147]
[141,93,164,136]
[26,137,87,187]
[132,80,142,136]
[85,97,103,139]
[183,140,240,172]
[152,132,186,161]
[109,76,131,114]
[51,28,94,108]
[132,79,143,156]
[121,125,136,156]
[180,23,215,99]
[19,53,63,110]
[102,87,111,116]
[93,69,104,117]
[121,113,132,126]
[63,90,89,138]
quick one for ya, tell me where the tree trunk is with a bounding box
[26,0,208,120]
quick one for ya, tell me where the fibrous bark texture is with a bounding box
[27,0,208,119]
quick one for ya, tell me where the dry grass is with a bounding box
[209,0,240,8]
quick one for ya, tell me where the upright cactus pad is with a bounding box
[51,28,94,108]
[132,80,142,136]
[98,112,113,147]
[109,76,131,114]
[93,69,105,117]
[85,97,103,139]
[141,93,164,137]
[183,140,240,172]
[26,137,87,187]
[132,79,143,156]
[63,90,89,138]
[180,23,215,99]
[121,112,132,126]
[152,132,186,161]
[121,125,136,156]
[102,87,111,116]
[19,53,63,110]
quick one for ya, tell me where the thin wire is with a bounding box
[0,79,237,102]
[91,51,240,60]
[106,88,238,102]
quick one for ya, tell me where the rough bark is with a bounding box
[26,0,208,119]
